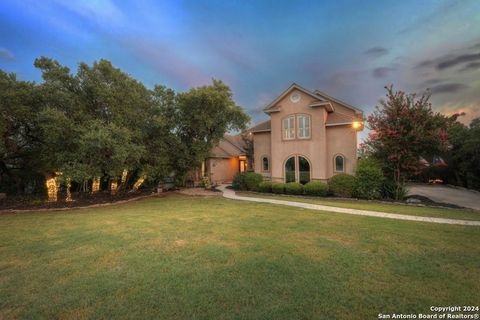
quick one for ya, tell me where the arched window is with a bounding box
[298,156,310,184]
[285,156,296,183]
[297,114,311,139]
[283,115,295,139]
[335,155,345,172]
[262,156,269,172]
[284,155,311,184]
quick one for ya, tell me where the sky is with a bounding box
[1,0,480,132]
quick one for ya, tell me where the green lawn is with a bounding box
[237,191,480,221]
[1,195,479,319]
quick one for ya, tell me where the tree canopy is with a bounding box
[363,86,449,199]
[0,57,250,195]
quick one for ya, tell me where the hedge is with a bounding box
[244,172,263,191]
[285,182,303,195]
[232,172,247,190]
[329,173,357,197]
[271,182,286,194]
[354,158,383,200]
[303,181,328,196]
[258,181,272,193]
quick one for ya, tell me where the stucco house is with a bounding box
[204,83,364,184]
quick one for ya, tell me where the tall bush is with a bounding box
[329,174,357,197]
[232,172,247,190]
[354,158,384,199]
[244,172,263,191]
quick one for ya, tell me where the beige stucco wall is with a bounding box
[326,125,358,177]
[253,132,271,179]
[207,157,239,184]
[253,88,360,182]
[269,89,328,182]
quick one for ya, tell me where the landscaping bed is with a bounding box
[0,190,157,211]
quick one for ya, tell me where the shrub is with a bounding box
[304,181,328,196]
[258,181,272,193]
[354,158,384,200]
[232,172,247,190]
[271,182,286,194]
[285,182,303,195]
[382,178,408,200]
[244,172,263,191]
[329,173,357,197]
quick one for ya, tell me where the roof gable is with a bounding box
[313,89,363,114]
[263,83,326,113]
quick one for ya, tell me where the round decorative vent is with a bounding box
[290,92,301,103]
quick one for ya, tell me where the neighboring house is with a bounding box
[204,83,364,185]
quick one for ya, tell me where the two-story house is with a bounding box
[203,83,363,184]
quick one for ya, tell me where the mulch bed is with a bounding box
[0,190,161,212]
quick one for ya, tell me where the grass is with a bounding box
[237,191,480,221]
[1,194,479,319]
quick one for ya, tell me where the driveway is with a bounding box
[407,183,480,211]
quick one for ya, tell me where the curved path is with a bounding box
[218,185,480,226]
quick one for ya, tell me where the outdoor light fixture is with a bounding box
[110,181,118,195]
[352,121,362,130]
[92,177,100,193]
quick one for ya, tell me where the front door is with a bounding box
[239,160,247,172]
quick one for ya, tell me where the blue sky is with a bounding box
[1,0,479,128]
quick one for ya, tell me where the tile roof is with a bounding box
[249,120,271,133]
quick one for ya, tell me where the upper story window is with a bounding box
[335,155,345,172]
[297,114,311,139]
[283,115,295,139]
[262,156,269,172]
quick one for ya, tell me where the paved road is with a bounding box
[407,184,480,211]
[218,185,480,226]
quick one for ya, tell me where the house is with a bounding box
[204,83,364,184]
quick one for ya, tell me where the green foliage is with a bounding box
[232,172,247,190]
[354,158,384,200]
[329,174,357,198]
[381,179,408,200]
[303,181,329,196]
[443,117,480,190]
[258,181,272,193]
[363,85,449,199]
[0,57,250,195]
[244,172,263,191]
[271,182,286,194]
[285,182,303,195]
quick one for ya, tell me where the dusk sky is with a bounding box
[1,0,480,130]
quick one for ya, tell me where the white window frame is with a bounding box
[283,115,295,140]
[297,114,311,139]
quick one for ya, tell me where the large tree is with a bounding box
[168,79,250,179]
[363,86,449,199]
[0,58,250,195]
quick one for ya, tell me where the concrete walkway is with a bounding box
[408,183,480,211]
[218,185,480,226]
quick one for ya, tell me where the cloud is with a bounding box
[372,67,393,78]
[0,48,15,61]
[459,61,480,72]
[430,83,469,94]
[416,50,480,72]
[437,52,480,70]
[364,47,388,58]
[123,38,209,88]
